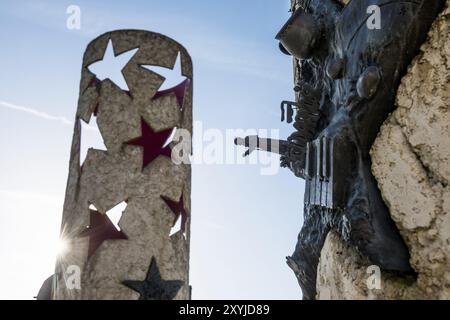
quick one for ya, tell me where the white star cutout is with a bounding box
[141,52,187,91]
[87,39,138,91]
[89,202,127,231]
[170,217,182,237]
[80,117,106,165]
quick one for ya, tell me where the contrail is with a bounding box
[0,100,72,126]
[0,100,98,131]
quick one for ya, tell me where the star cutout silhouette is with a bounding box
[161,193,189,233]
[87,39,138,92]
[126,118,174,170]
[141,53,190,109]
[122,256,183,300]
[79,209,127,259]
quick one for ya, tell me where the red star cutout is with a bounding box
[79,209,127,259]
[152,78,190,110]
[160,193,189,233]
[126,118,174,170]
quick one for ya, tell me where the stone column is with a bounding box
[53,30,193,300]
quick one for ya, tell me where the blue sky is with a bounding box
[0,0,305,299]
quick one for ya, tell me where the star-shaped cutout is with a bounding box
[141,53,190,109]
[87,39,138,92]
[122,256,183,300]
[79,209,127,259]
[126,118,174,170]
[161,193,189,234]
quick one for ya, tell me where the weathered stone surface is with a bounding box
[317,232,417,300]
[372,121,438,231]
[316,1,450,300]
[317,231,369,300]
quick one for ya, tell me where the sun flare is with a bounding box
[56,238,69,257]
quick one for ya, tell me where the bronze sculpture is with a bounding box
[236,0,445,299]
